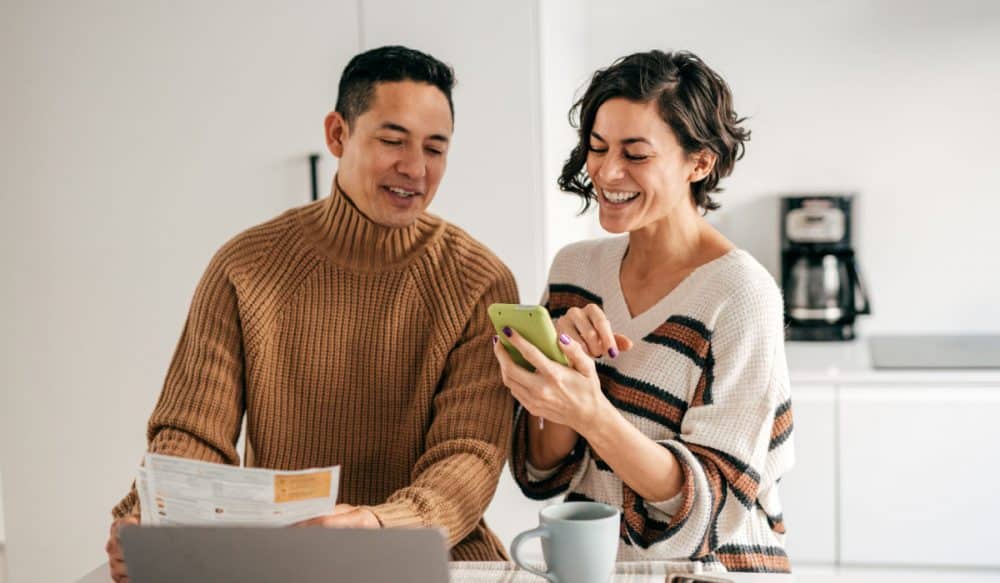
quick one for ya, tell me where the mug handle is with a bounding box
[510,525,558,582]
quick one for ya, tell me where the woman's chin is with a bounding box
[598,214,633,234]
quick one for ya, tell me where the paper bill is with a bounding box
[136,453,339,526]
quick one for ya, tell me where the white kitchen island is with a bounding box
[781,339,1000,577]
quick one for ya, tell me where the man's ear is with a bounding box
[325,111,349,159]
[688,149,717,183]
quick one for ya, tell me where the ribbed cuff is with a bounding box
[111,489,141,520]
[368,500,425,528]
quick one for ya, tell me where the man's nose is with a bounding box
[396,145,426,179]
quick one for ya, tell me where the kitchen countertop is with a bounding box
[785,339,1000,385]
[75,561,1000,582]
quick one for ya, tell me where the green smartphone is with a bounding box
[487,303,570,372]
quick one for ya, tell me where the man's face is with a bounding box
[326,80,453,228]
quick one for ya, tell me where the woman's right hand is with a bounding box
[555,304,633,359]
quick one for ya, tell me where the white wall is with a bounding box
[584,0,1000,333]
[0,2,355,581]
[360,0,548,300]
[538,0,602,273]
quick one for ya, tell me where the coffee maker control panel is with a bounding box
[785,200,846,243]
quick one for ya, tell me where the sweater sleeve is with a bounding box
[620,282,789,558]
[112,244,247,519]
[368,270,519,548]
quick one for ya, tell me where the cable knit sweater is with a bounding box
[113,184,519,560]
[509,236,795,572]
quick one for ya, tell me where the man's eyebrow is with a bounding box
[379,122,449,143]
[379,122,410,134]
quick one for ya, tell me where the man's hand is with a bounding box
[106,515,140,583]
[293,503,381,529]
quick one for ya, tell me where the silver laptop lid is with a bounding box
[120,526,449,583]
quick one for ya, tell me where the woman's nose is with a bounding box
[596,157,625,183]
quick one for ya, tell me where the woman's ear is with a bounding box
[689,149,717,183]
[325,111,349,159]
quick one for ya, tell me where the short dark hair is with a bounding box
[335,45,456,126]
[558,50,750,213]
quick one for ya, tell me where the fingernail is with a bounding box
[492,335,498,345]
[559,333,571,345]
[503,326,513,338]
[609,347,618,358]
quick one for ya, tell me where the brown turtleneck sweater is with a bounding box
[112,185,519,560]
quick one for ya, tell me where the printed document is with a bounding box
[136,453,339,526]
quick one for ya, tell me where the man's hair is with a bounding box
[335,45,456,125]
[559,50,750,213]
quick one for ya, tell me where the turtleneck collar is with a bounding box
[297,177,445,272]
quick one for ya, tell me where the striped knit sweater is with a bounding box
[113,184,519,560]
[509,236,795,572]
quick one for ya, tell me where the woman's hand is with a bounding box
[493,325,613,433]
[555,304,634,358]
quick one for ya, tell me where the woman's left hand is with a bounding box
[493,327,610,432]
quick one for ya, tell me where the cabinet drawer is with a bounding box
[839,386,1000,567]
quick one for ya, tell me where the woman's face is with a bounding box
[586,98,707,234]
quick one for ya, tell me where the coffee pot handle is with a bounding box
[846,255,871,315]
[511,525,558,582]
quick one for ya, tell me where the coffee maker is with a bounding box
[781,195,871,341]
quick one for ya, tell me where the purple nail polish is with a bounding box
[609,347,619,358]
[503,326,513,338]
[559,334,571,345]
[492,335,498,345]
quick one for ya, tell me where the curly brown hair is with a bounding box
[558,50,750,213]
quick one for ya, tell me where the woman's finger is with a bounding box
[494,334,544,388]
[584,304,618,358]
[614,332,635,352]
[502,327,558,378]
[557,332,597,375]
[565,307,604,357]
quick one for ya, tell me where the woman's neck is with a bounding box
[624,203,713,275]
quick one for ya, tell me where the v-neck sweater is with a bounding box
[510,236,795,572]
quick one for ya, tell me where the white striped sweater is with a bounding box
[509,236,795,573]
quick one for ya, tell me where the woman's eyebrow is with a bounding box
[590,131,651,146]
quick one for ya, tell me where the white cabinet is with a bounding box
[839,385,1000,568]
[780,384,837,565]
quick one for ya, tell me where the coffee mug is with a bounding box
[510,501,620,583]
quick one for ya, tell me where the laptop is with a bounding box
[120,526,449,583]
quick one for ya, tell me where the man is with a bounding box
[106,45,518,582]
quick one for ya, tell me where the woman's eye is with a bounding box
[624,153,649,161]
[588,145,608,154]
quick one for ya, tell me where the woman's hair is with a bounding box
[558,50,750,213]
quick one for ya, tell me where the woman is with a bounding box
[495,50,794,573]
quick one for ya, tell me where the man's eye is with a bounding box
[378,138,403,146]
[425,148,444,156]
